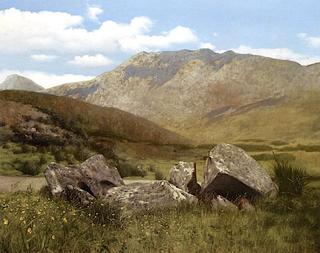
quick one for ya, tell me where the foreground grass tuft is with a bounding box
[273,158,310,196]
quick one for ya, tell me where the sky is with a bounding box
[1,0,320,88]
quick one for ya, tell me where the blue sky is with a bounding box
[1,0,320,87]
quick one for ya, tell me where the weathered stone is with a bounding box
[201,144,278,201]
[169,161,201,196]
[210,195,238,211]
[103,180,197,216]
[45,155,124,199]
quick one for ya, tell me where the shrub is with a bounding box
[73,145,92,162]
[16,160,41,176]
[2,142,11,149]
[146,164,156,172]
[38,154,48,166]
[118,161,148,178]
[273,158,309,196]
[155,170,166,180]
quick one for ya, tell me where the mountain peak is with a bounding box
[0,74,43,91]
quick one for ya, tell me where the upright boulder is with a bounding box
[169,162,201,196]
[103,180,198,216]
[201,144,278,201]
[45,155,124,200]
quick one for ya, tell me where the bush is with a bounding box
[2,142,11,149]
[16,160,41,176]
[73,145,92,162]
[273,158,309,196]
[155,170,166,180]
[118,161,148,178]
[38,154,48,165]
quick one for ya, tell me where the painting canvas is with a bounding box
[0,1,319,252]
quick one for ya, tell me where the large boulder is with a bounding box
[45,155,124,200]
[103,180,197,216]
[201,144,278,201]
[169,161,201,196]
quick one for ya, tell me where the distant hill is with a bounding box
[0,90,188,145]
[48,49,320,144]
[0,74,43,92]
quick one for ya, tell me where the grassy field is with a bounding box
[0,188,319,253]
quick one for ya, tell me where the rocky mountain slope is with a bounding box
[48,49,320,144]
[0,74,43,91]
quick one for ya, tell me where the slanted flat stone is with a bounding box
[45,155,124,199]
[201,143,278,201]
[169,161,201,196]
[103,180,197,216]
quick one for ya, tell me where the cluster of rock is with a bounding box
[13,120,75,146]
[44,143,278,216]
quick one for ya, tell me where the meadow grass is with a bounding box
[0,189,319,253]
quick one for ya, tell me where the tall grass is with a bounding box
[0,191,319,253]
[273,156,310,196]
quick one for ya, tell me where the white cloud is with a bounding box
[30,54,58,62]
[68,54,113,67]
[119,26,198,52]
[298,33,320,48]
[0,69,94,88]
[222,45,320,65]
[0,8,199,54]
[86,5,103,22]
[200,42,216,50]
[213,32,219,37]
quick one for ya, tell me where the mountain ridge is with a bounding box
[47,49,320,143]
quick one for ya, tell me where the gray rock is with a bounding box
[169,161,201,196]
[44,155,124,199]
[201,144,278,201]
[103,180,198,216]
[210,195,238,211]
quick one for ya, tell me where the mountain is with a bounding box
[0,74,43,91]
[48,49,320,144]
[0,90,188,145]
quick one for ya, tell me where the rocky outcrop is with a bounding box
[45,155,124,201]
[12,120,74,145]
[169,162,201,196]
[103,181,197,216]
[201,144,278,201]
[44,144,278,215]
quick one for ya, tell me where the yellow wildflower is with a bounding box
[51,235,55,240]
[63,217,68,223]
[3,218,9,225]
[27,227,32,234]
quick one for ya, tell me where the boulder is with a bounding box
[169,161,201,196]
[201,144,278,201]
[103,180,198,216]
[45,155,124,199]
